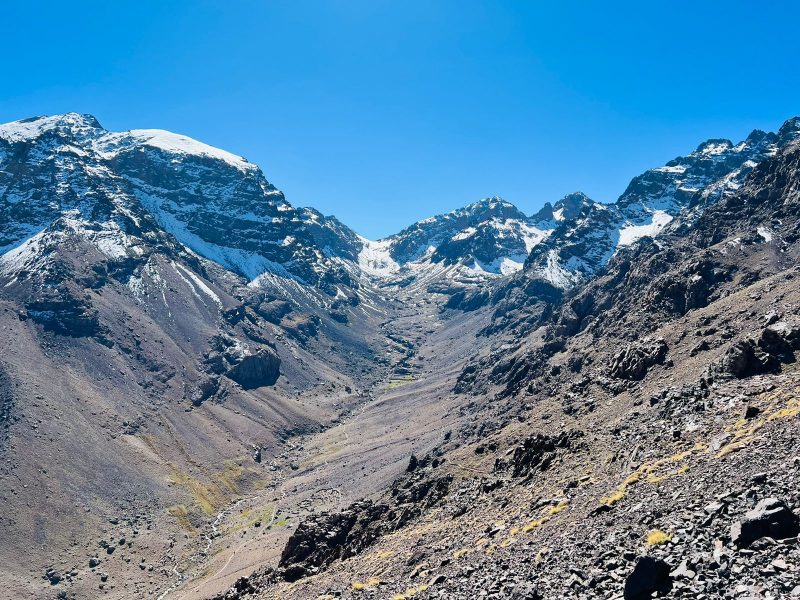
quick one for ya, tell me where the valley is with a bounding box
[2,113,800,600]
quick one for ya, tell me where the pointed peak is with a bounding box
[453,196,525,220]
[464,196,514,210]
[557,191,592,204]
[777,116,800,146]
[532,201,554,222]
[58,112,104,129]
[551,191,594,221]
[694,138,734,155]
[745,128,769,144]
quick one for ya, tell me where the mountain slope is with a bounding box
[0,115,398,599]
[214,125,800,600]
[358,194,598,290]
[522,120,800,289]
[3,112,800,600]
[0,113,362,293]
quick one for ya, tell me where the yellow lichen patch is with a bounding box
[601,444,701,505]
[715,389,800,459]
[500,536,514,548]
[668,448,695,463]
[646,529,672,546]
[392,584,429,599]
[716,436,755,458]
[475,537,490,547]
[453,548,470,560]
[213,458,251,494]
[371,549,395,561]
[166,461,252,516]
[767,397,800,420]
[227,505,275,535]
[601,488,626,506]
[387,375,416,389]
[645,473,669,484]
[166,504,195,533]
[521,516,550,533]
[510,526,520,535]
[547,501,569,515]
[676,464,690,474]
[351,577,382,591]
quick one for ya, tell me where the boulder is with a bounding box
[718,339,777,378]
[510,582,542,599]
[608,339,668,381]
[226,349,280,389]
[191,376,220,406]
[730,497,799,547]
[624,556,672,600]
[759,321,800,361]
[493,431,581,478]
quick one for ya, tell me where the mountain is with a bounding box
[3,112,800,600]
[445,118,800,332]
[0,113,598,296]
[521,119,800,289]
[0,114,393,599]
[0,113,362,295]
[359,194,601,291]
[357,197,551,283]
[212,124,800,600]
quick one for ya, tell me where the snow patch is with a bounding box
[173,262,223,309]
[539,249,579,288]
[96,129,255,172]
[0,228,48,275]
[357,237,400,277]
[451,227,477,241]
[617,210,674,247]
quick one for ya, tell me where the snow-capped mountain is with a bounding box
[521,118,800,288]
[0,113,362,295]
[358,196,575,283]
[0,113,548,296]
[4,112,800,305]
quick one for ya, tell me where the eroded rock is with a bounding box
[730,497,799,547]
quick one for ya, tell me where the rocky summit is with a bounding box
[2,113,800,600]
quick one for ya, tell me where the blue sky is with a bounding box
[2,1,798,238]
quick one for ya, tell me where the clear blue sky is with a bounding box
[2,1,798,238]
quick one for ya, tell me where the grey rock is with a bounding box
[731,498,800,547]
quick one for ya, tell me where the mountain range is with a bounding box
[2,113,800,600]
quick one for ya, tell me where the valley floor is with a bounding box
[163,294,490,600]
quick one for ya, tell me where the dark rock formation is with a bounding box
[730,498,799,547]
[494,431,582,478]
[624,556,672,600]
[608,339,668,381]
[225,349,280,389]
[279,461,452,581]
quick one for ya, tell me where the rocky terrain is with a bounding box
[2,113,800,600]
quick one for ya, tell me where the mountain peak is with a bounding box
[551,191,593,221]
[777,116,800,146]
[694,138,734,155]
[0,112,105,143]
[97,128,257,172]
[745,128,770,145]
[465,195,511,209]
